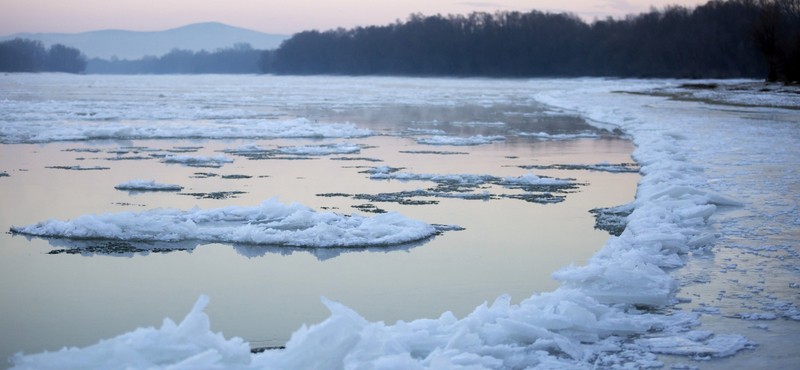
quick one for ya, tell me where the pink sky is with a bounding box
[2,0,709,36]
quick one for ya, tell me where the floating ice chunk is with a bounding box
[404,128,446,135]
[450,121,506,126]
[517,162,640,173]
[223,143,267,153]
[163,154,234,167]
[10,198,438,248]
[737,313,777,320]
[501,172,572,186]
[417,135,505,146]
[0,118,375,144]
[634,332,755,358]
[275,142,360,156]
[691,307,721,315]
[115,180,183,191]
[45,165,110,171]
[9,295,252,370]
[516,131,600,140]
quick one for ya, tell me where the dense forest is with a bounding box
[0,38,86,73]
[265,0,800,81]
[86,43,266,74]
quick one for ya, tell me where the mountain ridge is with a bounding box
[0,22,290,59]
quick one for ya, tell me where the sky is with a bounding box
[2,0,710,37]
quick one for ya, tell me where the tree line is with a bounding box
[263,0,800,81]
[0,38,86,73]
[86,43,267,74]
[3,0,797,80]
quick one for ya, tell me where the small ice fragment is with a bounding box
[692,307,721,315]
[738,313,777,320]
[115,179,183,191]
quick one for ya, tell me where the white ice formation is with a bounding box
[10,198,438,248]
[417,135,506,146]
[0,118,374,144]
[114,180,183,191]
[8,79,766,369]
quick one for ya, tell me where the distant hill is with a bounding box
[0,22,290,60]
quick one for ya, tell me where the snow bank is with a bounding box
[417,135,505,146]
[10,198,438,248]
[0,118,374,144]
[114,180,183,191]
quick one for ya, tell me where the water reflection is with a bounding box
[33,235,438,261]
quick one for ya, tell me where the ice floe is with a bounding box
[449,121,506,126]
[10,198,438,248]
[0,118,375,144]
[417,135,506,146]
[222,142,362,159]
[45,165,110,171]
[516,161,640,173]
[274,142,360,156]
[515,131,600,140]
[115,180,183,191]
[163,154,234,167]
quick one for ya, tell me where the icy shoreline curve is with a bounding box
[10,198,437,248]
[9,81,757,369]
